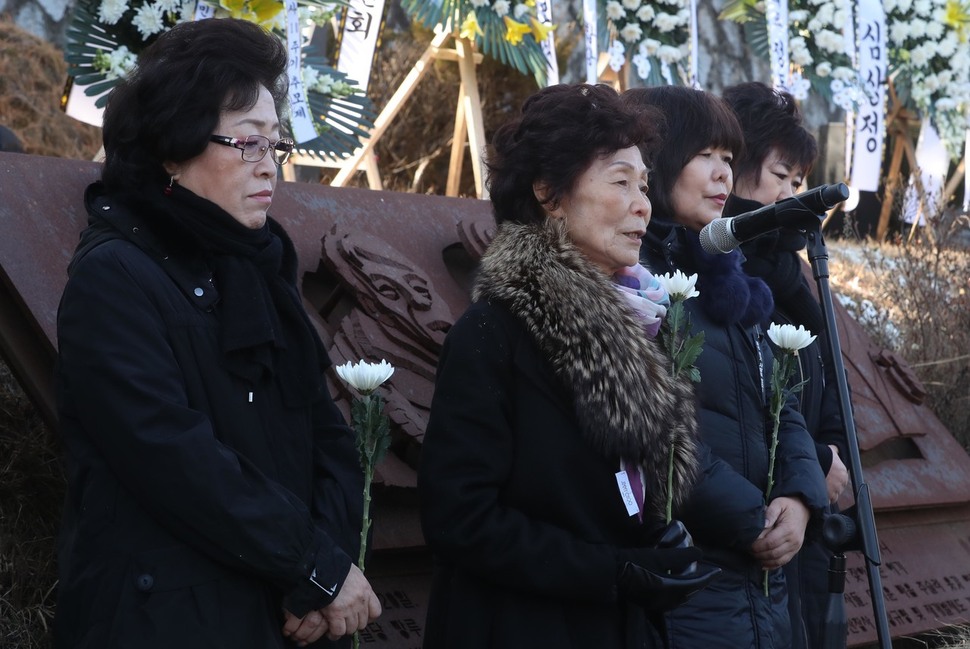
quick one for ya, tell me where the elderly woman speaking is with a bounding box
[54,18,379,649]
[418,83,716,649]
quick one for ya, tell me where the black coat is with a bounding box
[54,186,363,649]
[419,219,704,649]
[640,219,828,649]
[731,193,849,649]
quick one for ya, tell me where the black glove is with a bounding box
[616,520,721,611]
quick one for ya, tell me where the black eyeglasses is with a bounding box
[209,134,295,166]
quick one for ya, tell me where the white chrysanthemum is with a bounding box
[908,20,926,39]
[896,0,913,12]
[620,23,643,43]
[642,37,661,55]
[492,0,510,16]
[884,0,898,11]
[636,4,655,21]
[609,42,626,71]
[831,66,855,81]
[937,33,958,58]
[633,52,651,79]
[605,1,625,20]
[513,3,530,19]
[653,11,677,32]
[816,61,832,77]
[658,44,682,63]
[936,97,958,111]
[621,0,641,11]
[913,0,931,15]
[790,75,811,101]
[97,0,129,24]
[132,2,165,39]
[789,9,808,21]
[767,323,816,352]
[889,21,910,46]
[816,30,844,54]
[792,46,813,67]
[155,0,181,14]
[335,359,395,394]
[469,0,489,7]
[656,270,700,301]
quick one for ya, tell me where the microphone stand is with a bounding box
[803,223,892,649]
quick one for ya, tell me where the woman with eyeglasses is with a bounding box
[54,18,380,649]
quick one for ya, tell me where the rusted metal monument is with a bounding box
[2,151,970,647]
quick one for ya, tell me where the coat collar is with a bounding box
[473,219,700,517]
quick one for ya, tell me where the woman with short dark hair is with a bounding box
[55,18,379,649]
[625,85,828,649]
[724,80,849,649]
[419,83,716,649]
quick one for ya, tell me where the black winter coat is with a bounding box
[419,219,704,649]
[640,218,828,649]
[54,185,363,649]
[731,193,849,649]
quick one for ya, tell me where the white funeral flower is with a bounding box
[789,9,809,21]
[620,22,643,43]
[132,2,165,38]
[335,359,395,394]
[657,44,682,63]
[470,0,490,7]
[889,21,911,46]
[97,0,129,24]
[642,37,661,55]
[492,0,511,16]
[513,3,530,19]
[767,323,816,352]
[653,11,678,32]
[621,0,641,11]
[816,61,832,77]
[606,1,625,20]
[636,4,655,21]
[656,270,700,301]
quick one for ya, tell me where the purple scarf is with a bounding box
[613,263,670,339]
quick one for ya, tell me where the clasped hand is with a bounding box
[282,564,382,646]
[749,496,810,570]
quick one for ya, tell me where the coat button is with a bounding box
[135,574,154,592]
[194,287,204,297]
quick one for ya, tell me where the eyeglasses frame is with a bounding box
[209,134,296,166]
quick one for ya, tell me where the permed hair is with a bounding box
[486,83,661,226]
[100,18,289,194]
[623,86,744,220]
[722,81,818,188]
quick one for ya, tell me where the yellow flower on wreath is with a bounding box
[529,17,553,42]
[503,15,531,45]
[947,0,970,42]
[219,0,284,29]
[460,12,484,40]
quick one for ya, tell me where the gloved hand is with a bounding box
[616,520,721,611]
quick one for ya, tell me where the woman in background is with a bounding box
[723,80,850,649]
[625,85,828,649]
[419,83,716,649]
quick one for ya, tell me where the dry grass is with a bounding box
[827,190,970,449]
[0,363,63,649]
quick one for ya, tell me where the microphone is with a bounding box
[699,182,850,254]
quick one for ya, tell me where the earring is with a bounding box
[164,175,177,196]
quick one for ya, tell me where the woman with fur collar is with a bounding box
[418,83,716,649]
[623,86,828,649]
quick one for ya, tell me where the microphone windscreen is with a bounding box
[699,218,737,255]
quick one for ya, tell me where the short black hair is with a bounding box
[623,86,743,219]
[722,82,818,188]
[100,18,289,193]
[486,83,661,226]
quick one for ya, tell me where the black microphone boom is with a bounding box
[700,183,850,254]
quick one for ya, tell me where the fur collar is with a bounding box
[473,219,700,517]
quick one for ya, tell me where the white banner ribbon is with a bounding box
[582,0,597,84]
[285,0,317,143]
[851,0,887,192]
[688,0,699,87]
[535,0,559,86]
[765,0,789,92]
[336,0,385,92]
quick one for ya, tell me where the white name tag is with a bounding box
[615,470,640,517]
